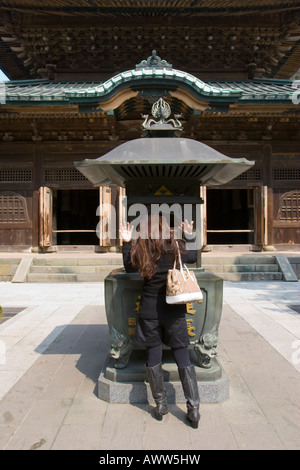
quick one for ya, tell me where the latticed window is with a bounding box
[44,168,88,183]
[278,191,300,222]
[274,169,300,181]
[0,193,30,223]
[0,169,32,183]
[234,168,261,181]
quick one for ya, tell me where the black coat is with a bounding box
[122,240,197,320]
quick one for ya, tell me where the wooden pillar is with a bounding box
[32,190,40,251]
[254,186,264,249]
[39,186,53,249]
[200,185,207,250]
[262,144,274,251]
[98,185,112,250]
[118,186,126,250]
[32,144,43,252]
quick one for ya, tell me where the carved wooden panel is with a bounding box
[277,191,300,222]
[0,192,30,223]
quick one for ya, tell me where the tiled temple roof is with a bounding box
[3,69,296,107]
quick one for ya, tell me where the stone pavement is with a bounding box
[0,279,300,450]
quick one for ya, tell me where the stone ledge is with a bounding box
[275,255,298,282]
[98,352,229,404]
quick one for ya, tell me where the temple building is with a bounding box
[0,0,300,252]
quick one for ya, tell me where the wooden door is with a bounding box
[39,186,53,247]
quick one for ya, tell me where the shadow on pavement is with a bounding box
[35,323,109,396]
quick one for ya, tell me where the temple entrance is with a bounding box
[206,189,254,245]
[39,186,116,250]
[53,189,99,245]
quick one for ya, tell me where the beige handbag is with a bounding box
[166,242,203,305]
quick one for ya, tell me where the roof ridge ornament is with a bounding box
[136,50,172,69]
[141,97,183,137]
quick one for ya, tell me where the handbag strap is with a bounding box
[176,241,183,267]
[174,241,193,281]
[173,241,181,267]
[174,241,186,278]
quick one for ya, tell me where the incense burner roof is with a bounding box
[74,136,254,187]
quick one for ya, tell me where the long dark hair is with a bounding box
[131,214,182,279]
[130,214,179,279]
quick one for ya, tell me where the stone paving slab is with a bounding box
[0,280,299,450]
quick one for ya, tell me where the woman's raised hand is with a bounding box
[181,219,194,236]
[119,221,133,242]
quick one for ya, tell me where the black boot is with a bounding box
[178,365,200,429]
[145,363,169,421]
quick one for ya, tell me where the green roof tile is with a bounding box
[2,67,296,107]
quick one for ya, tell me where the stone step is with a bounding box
[27,272,109,282]
[216,272,283,282]
[201,254,286,281]
[6,252,295,283]
[204,244,254,252]
[77,273,108,282]
[27,256,123,281]
[202,253,284,280]
[55,245,104,252]
[27,273,78,283]
[203,256,277,265]
[0,259,22,281]
[32,257,122,266]
[203,264,280,273]
[0,258,22,264]
[30,265,122,274]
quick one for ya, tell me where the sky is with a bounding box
[0,70,9,81]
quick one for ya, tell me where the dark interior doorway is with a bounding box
[53,189,99,245]
[207,189,254,244]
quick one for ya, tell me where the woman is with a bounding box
[119,214,200,429]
